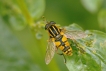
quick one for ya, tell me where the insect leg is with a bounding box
[57,53,66,63]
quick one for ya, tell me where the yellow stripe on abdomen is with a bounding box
[63,47,72,56]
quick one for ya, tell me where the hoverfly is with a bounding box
[44,21,86,65]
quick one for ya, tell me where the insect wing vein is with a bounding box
[64,30,87,39]
[45,39,56,65]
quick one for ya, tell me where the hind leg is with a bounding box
[57,53,66,64]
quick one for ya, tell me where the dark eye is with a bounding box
[50,21,56,24]
[45,24,48,30]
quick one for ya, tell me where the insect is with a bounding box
[45,21,86,65]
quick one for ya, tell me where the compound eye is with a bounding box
[50,21,56,24]
[45,24,48,30]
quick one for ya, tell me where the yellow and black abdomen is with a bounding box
[55,34,72,56]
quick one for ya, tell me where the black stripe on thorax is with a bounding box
[48,25,59,37]
[48,28,54,37]
[53,26,60,34]
[50,26,58,36]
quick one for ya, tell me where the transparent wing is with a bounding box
[63,29,87,39]
[45,39,56,65]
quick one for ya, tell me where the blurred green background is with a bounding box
[0,0,106,71]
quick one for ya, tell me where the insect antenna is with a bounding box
[42,16,49,24]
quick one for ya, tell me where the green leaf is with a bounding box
[16,0,45,24]
[0,17,41,71]
[65,24,106,71]
[0,0,45,30]
[24,0,45,20]
[81,0,102,13]
[9,14,27,30]
[0,0,27,30]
